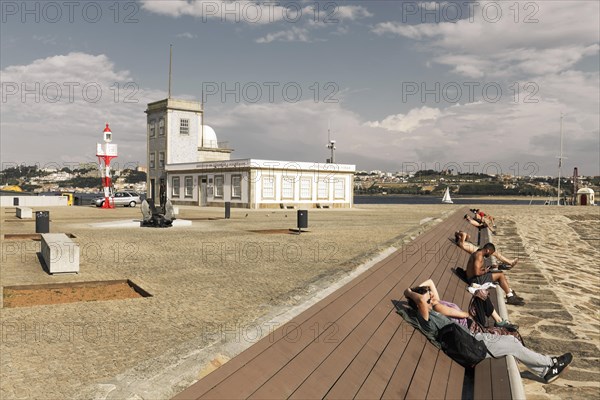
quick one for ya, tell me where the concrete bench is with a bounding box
[16,207,33,219]
[41,233,80,274]
[173,208,479,399]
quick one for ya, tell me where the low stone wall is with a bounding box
[1,196,68,207]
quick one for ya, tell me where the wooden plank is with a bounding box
[425,349,453,400]
[474,359,493,400]
[353,325,416,399]
[402,342,440,399]
[490,357,512,400]
[321,312,402,400]
[445,359,467,399]
[380,332,427,399]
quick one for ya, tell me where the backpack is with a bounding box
[437,323,489,368]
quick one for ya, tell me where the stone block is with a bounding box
[41,233,80,274]
[16,207,33,219]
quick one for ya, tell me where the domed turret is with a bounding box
[200,125,218,148]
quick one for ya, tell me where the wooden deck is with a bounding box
[174,208,480,399]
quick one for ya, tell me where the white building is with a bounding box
[146,98,355,208]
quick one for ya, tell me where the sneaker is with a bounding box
[506,295,525,306]
[495,319,519,331]
[497,264,512,271]
[544,353,573,383]
[511,291,525,301]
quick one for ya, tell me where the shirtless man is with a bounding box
[466,243,524,305]
[455,231,519,269]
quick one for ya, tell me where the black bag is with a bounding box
[437,323,488,368]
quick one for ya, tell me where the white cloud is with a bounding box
[140,0,297,24]
[333,5,372,21]
[0,53,164,167]
[141,0,372,43]
[176,32,198,39]
[255,27,311,43]
[372,1,600,79]
[365,106,442,133]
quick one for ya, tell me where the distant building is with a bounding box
[146,98,355,208]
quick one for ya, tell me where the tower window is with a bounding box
[180,119,189,135]
[158,118,165,136]
[148,121,155,137]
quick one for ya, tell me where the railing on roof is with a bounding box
[200,140,231,150]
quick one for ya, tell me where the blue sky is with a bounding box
[1,0,599,177]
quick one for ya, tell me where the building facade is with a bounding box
[166,159,354,208]
[146,98,355,208]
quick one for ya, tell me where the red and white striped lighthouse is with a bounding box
[96,123,118,209]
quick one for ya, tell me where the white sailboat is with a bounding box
[442,187,453,204]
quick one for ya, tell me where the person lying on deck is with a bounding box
[404,285,573,383]
[416,279,520,335]
[454,231,519,269]
[464,214,495,234]
[466,243,525,306]
[471,208,496,228]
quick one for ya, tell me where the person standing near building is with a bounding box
[159,180,167,212]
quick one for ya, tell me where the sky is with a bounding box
[1,0,599,177]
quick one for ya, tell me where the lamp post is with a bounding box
[96,123,118,209]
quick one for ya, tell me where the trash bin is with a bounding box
[13,197,19,206]
[297,210,308,230]
[36,211,50,233]
[224,202,231,219]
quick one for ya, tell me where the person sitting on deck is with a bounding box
[416,279,520,336]
[464,214,495,234]
[466,243,524,305]
[403,285,573,383]
[454,231,519,269]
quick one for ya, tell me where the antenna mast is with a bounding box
[168,44,173,99]
[326,119,336,163]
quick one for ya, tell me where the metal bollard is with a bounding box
[36,211,50,233]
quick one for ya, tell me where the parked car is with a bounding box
[91,191,141,207]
